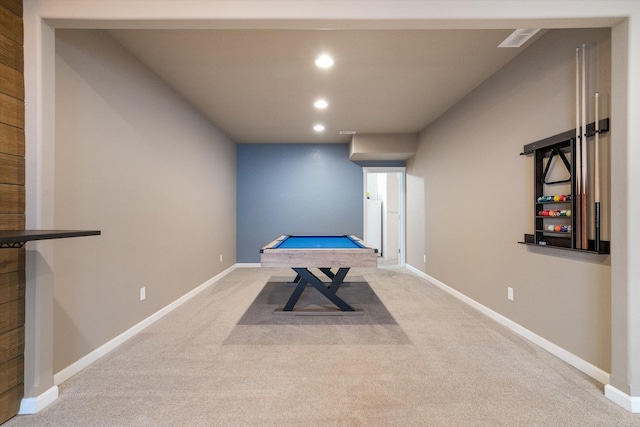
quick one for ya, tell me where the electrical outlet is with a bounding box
[423,254,426,263]
[220,254,223,262]
[507,287,514,301]
[140,287,146,301]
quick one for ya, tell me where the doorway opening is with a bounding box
[363,167,406,266]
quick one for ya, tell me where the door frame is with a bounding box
[362,167,406,265]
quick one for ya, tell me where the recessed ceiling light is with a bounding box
[314,99,328,109]
[313,124,325,132]
[315,54,334,68]
[339,131,357,135]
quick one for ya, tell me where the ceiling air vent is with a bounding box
[498,29,540,48]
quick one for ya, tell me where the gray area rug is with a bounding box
[225,275,410,346]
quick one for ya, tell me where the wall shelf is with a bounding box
[518,234,609,254]
[0,230,101,249]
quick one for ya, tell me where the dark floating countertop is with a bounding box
[0,230,101,248]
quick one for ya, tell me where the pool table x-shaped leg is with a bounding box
[284,267,354,311]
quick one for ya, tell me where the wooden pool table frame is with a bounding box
[260,235,378,312]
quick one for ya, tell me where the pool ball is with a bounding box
[555,225,562,232]
[538,210,544,216]
[561,225,568,232]
[566,209,571,217]
[554,195,561,202]
[547,224,555,231]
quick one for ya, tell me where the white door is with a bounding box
[363,167,405,265]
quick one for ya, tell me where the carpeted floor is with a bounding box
[7,265,640,426]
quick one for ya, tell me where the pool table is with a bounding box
[260,235,378,312]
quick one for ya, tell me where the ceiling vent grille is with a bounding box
[499,29,540,48]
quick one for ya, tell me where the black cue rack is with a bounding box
[0,230,101,249]
[518,119,610,254]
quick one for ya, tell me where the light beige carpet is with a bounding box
[7,265,640,426]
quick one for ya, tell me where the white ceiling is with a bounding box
[108,28,538,144]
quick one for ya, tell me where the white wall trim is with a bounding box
[605,385,640,413]
[237,263,261,268]
[53,264,238,387]
[405,263,611,386]
[18,386,58,415]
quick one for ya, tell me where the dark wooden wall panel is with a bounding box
[0,183,23,214]
[0,215,23,231]
[0,7,22,45]
[0,326,22,364]
[0,123,24,157]
[0,0,24,423]
[0,300,23,333]
[0,34,21,74]
[0,355,21,394]
[0,252,22,276]
[0,153,23,185]
[0,93,23,129]
[0,0,19,18]
[0,63,22,100]
[0,272,23,304]
[0,384,21,424]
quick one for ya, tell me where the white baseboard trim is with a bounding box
[404,264,610,386]
[18,386,58,414]
[605,384,640,413]
[53,264,238,386]
[236,262,261,268]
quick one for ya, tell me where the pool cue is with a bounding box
[580,44,588,250]
[594,92,601,252]
[575,47,583,249]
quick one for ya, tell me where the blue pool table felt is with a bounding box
[274,235,365,249]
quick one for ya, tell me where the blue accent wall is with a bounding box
[237,144,364,262]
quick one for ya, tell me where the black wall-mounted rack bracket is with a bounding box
[520,118,609,155]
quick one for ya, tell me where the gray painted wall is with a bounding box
[54,30,237,371]
[406,29,612,370]
[237,144,363,262]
